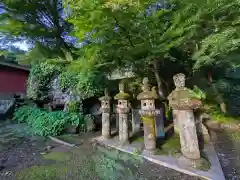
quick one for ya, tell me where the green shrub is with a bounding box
[65,101,80,113]
[13,106,85,136]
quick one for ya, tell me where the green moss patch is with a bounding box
[16,164,68,180]
[114,92,131,100]
[135,137,144,143]
[43,152,72,162]
[154,134,181,156]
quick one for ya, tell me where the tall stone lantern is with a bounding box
[114,82,131,145]
[168,73,202,160]
[99,89,112,139]
[137,77,160,151]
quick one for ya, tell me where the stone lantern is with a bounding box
[114,82,131,145]
[137,77,160,151]
[99,88,112,139]
[168,73,202,160]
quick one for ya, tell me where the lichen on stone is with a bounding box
[168,88,202,110]
[137,87,158,100]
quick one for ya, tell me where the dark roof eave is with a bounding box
[0,61,30,71]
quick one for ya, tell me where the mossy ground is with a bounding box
[16,144,144,180]
[43,152,72,162]
[135,137,144,143]
[16,149,95,180]
[154,134,181,156]
[16,165,68,180]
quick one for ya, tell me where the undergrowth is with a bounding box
[13,105,85,136]
[203,103,239,124]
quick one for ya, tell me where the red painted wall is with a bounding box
[0,66,29,94]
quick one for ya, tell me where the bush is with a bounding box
[65,101,80,113]
[13,106,85,136]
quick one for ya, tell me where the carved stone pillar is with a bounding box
[168,73,202,160]
[99,89,111,139]
[114,82,131,145]
[137,77,161,151]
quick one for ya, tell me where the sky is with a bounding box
[13,41,29,51]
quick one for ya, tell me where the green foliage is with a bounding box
[192,0,240,69]
[65,101,80,113]
[58,60,108,100]
[192,85,206,100]
[65,0,240,99]
[0,0,72,60]
[203,103,239,123]
[27,62,61,100]
[13,106,85,136]
[211,112,239,124]
[66,0,203,72]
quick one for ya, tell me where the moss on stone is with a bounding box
[114,92,131,100]
[43,152,72,162]
[137,87,158,100]
[168,88,200,100]
[168,88,202,110]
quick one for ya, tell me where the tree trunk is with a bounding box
[152,61,166,100]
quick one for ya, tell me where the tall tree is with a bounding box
[66,0,239,99]
[0,0,74,61]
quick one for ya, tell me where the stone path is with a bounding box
[0,121,203,180]
[210,129,240,180]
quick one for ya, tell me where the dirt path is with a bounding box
[0,121,202,180]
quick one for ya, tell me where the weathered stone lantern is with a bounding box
[137,77,160,151]
[114,82,131,145]
[168,73,202,160]
[99,89,112,139]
